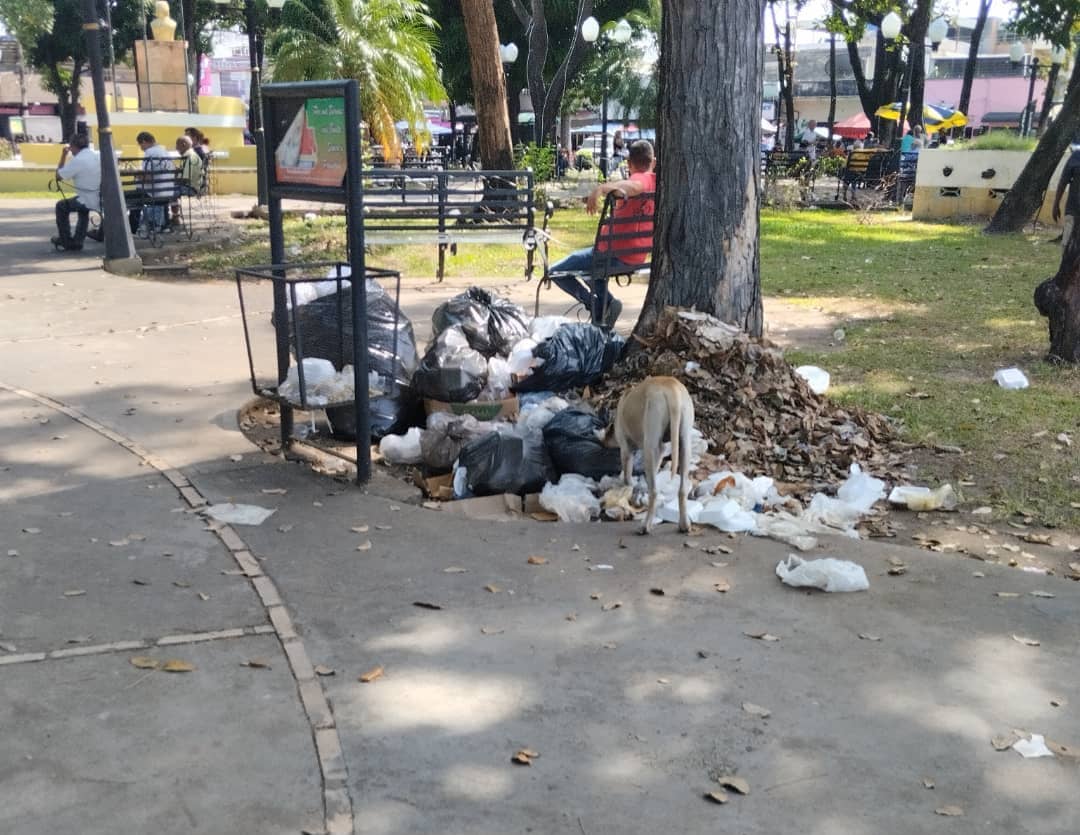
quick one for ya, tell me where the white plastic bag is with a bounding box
[753,512,818,552]
[483,356,513,400]
[508,337,540,376]
[539,474,600,523]
[278,358,338,405]
[204,503,276,526]
[801,494,864,537]
[775,554,869,592]
[836,463,885,513]
[889,483,957,511]
[378,426,424,464]
[795,365,830,395]
[656,498,704,525]
[529,315,573,342]
[698,498,757,532]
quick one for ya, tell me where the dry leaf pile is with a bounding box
[591,309,900,492]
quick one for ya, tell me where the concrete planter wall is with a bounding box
[912,148,1069,225]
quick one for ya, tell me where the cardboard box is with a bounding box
[416,472,454,502]
[424,395,519,421]
[438,493,525,520]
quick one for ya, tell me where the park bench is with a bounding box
[118,155,212,246]
[534,189,655,326]
[361,168,550,282]
[835,148,901,201]
[762,150,817,202]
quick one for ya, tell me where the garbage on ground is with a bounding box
[1012,734,1054,759]
[775,554,869,592]
[204,503,277,526]
[542,408,622,479]
[539,474,601,523]
[529,315,573,342]
[752,513,819,552]
[413,326,489,403]
[508,337,542,377]
[277,358,341,407]
[420,412,510,473]
[457,431,556,496]
[889,483,957,511]
[993,367,1030,390]
[378,426,424,465]
[697,499,757,532]
[513,323,625,393]
[517,394,570,434]
[431,286,530,357]
[836,463,885,512]
[795,365,830,395]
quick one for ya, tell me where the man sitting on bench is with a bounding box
[548,139,656,327]
[52,132,101,251]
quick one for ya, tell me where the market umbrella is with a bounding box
[874,102,967,131]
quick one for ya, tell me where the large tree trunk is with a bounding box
[844,26,903,145]
[958,0,990,119]
[47,60,83,139]
[460,0,514,170]
[986,58,1080,234]
[1035,218,1080,362]
[635,0,763,338]
[905,0,932,131]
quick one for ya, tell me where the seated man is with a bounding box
[548,139,656,327]
[127,131,172,234]
[52,132,101,251]
[170,135,204,226]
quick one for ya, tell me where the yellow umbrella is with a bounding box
[874,102,967,130]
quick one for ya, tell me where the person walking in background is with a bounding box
[548,139,656,328]
[799,120,819,161]
[52,132,100,251]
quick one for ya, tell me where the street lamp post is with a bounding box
[580,16,631,180]
[881,12,908,147]
[499,42,518,147]
[1009,42,1048,138]
[213,0,285,211]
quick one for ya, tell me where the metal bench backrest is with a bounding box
[843,148,884,175]
[590,189,655,279]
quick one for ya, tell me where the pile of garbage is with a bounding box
[589,308,901,492]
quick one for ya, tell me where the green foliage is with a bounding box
[0,0,53,45]
[269,0,445,159]
[0,138,14,160]
[1011,0,1079,46]
[515,142,557,182]
[816,154,846,176]
[946,133,1040,152]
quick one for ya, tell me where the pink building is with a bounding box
[924,77,1048,127]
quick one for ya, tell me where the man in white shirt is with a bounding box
[53,132,101,251]
[799,120,819,161]
[128,131,172,233]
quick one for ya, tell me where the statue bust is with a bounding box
[150,1,177,41]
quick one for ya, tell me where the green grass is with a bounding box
[761,210,1078,527]
[1,190,57,199]
[192,206,1079,527]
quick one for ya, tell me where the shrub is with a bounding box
[944,133,1038,152]
[0,139,13,161]
[515,142,556,182]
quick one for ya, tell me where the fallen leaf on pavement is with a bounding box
[995,592,1020,598]
[718,776,750,795]
[650,587,665,596]
[714,579,732,593]
[443,566,469,574]
[992,732,1022,751]
[173,580,191,588]
[413,601,442,610]
[1023,533,1053,545]
[161,659,195,673]
[511,748,538,765]
[530,511,559,522]
[422,501,442,511]
[0,641,16,653]
[356,541,372,551]
[1050,697,1066,707]
[527,556,548,565]
[63,589,86,597]
[130,656,160,670]
[601,601,623,611]
[358,666,384,683]
[742,702,771,718]
[590,592,602,600]
[704,790,729,804]
[703,544,732,555]
[314,665,335,676]
[1012,634,1041,647]
[1030,590,1055,598]
[197,592,210,601]
[375,524,392,531]
[241,659,271,669]
[351,525,369,533]
[278,524,293,533]
[922,777,935,790]
[261,488,288,495]
[480,626,504,635]
[109,539,129,547]
[484,584,501,593]
[22,528,41,534]
[859,633,882,642]
[935,806,963,817]
[887,565,908,576]
[744,631,780,642]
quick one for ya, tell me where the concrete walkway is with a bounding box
[2,200,1078,835]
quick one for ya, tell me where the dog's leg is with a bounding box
[640,445,659,535]
[677,410,693,533]
[620,445,632,486]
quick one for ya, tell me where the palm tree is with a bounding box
[268,0,446,160]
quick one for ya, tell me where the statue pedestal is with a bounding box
[134,39,190,112]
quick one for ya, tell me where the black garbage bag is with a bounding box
[542,409,623,480]
[291,280,421,440]
[431,286,530,357]
[420,413,502,474]
[512,323,626,393]
[412,327,488,403]
[458,431,557,496]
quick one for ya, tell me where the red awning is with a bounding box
[833,111,871,139]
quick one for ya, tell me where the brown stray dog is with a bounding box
[603,376,695,534]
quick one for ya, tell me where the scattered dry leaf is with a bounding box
[356,541,372,551]
[995,592,1020,598]
[992,732,1021,751]
[173,580,191,588]
[261,488,288,495]
[22,528,41,534]
[241,658,271,669]
[161,659,195,673]
[63,589,86,597]
[1023,533,1053,546]
[859,633,882,642]
[350,524,369,533]
[744,631,780,642]
[718,776,750,795]
[129,656,160,669]
[935,806,963,817]
[109,539,129,547]
[649,587,665,596]
[527,556,548,565]
[197,592,210,601]
[714,579,732,593]
[375,524,392,531]
[484,584,501,593]
[1012,634,1041,647]
[1030,590,1055,598]
[480,626,504,635]
[413,601,442,610]
[601,601,623,611]
[922,777,935,790]
[314,665,335,676]
[704,790,729,805]
[422,501,442,511]
[358,665,384,683]
[742,702,771,718]
[590,592,602,600]
[443,566,469,574]
[511,748,538,765]
[1050,697,1066,707]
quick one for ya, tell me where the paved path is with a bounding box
[2,200,1078,835]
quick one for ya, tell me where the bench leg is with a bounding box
[437,242,446,282]
[534,276,547,317]
[525,247,535,281]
